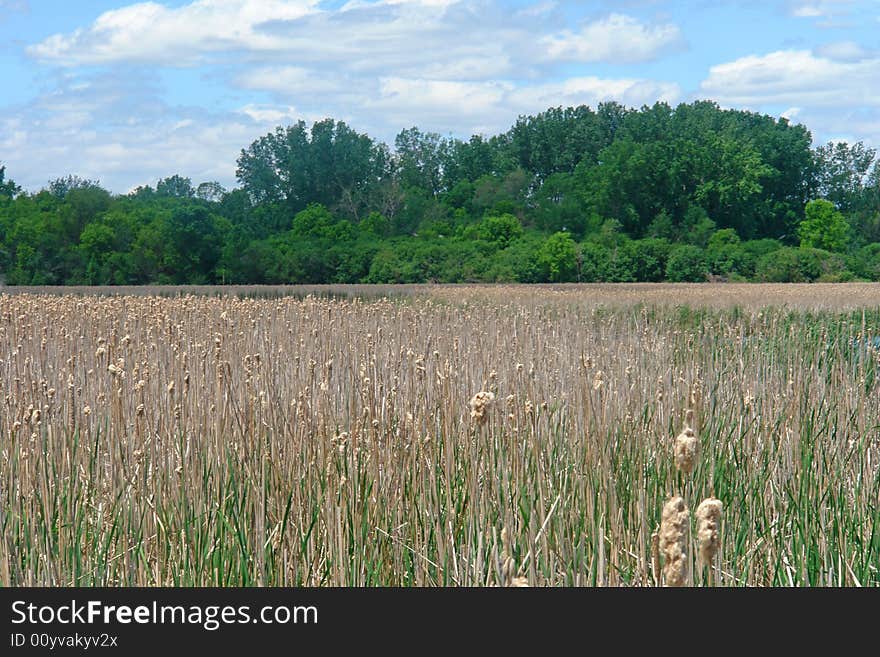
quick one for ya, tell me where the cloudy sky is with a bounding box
[1,0,878,193]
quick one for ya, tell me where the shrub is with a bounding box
[665,245,708,282]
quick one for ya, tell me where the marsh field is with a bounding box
[1,283,878,587]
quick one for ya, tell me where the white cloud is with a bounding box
[700,48,880,149]
[515,1,557,18]
[814,40,872,61]
[361,75,680,137]
[780,106,802,121]
[367,77,512,131]
[28,0,320,65]
[787,0,859,24]
[792,4,823,16]
[510,77,681,113]
[0,72,296,192]
[700,50,880,107]
[540,13,684,63]
[237,104,299,124]
[9,2,688,191]
[28,2,682,75]
[236,66,350,96]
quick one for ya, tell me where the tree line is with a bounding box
[1,100,879,286]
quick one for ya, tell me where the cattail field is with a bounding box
[1,283,879,586]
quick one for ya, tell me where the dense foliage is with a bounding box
[2,101,879,285]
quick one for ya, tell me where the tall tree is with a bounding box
[236,119,388,215]
[195,181,227,203]
[0,165,20,201]
[504,105,608,183]
[798,199,850,253]
[813,141,876,213]
[156,175,195,198]
[394,127,448,196]
[47,175,102,199]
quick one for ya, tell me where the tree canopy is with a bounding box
[1,101,879,285]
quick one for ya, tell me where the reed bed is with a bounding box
[0,286,878,586]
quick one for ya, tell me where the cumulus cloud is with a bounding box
[8,1,688,191]
[26,0,488,68]
[360,75,681,136]
[700,48,880,147]
[786,0,864,26]
[540,13,684,63]
[0,71,293,192]
[700,49,880,107]
[814,40,873,61]
[28,1,682,73]
[792,4,824,17]
[1,66,683,192]
[509,77,681,114]
[236,66,352,96]
[27,0,320,65]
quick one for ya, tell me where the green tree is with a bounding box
[195,181,227,203]
[394,127,449,195]
[503,105,608,183]
[476,213,523,248]
[848,243,880,281]
[536,232,578,282]
[236,119,389,213]
[756,246,849,282]
[706,228,742,275]
[798,199,849,252]
[665,245,708,282]
[156,175,195,198]
[47,175,101,199]
[360,211,390,238]
[813,141,876,214]
[0,165,21,202]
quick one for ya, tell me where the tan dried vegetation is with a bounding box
[1,284,878,586]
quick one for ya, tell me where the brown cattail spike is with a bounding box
[469,391,495,425]
[695,497,723,566]
[674,410,700,475]
[659,496,689,587]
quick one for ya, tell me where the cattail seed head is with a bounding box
[660,496,689,587]
[469,391,495,425]
[695,497,723,565]
[674,411,700,475]
[498,527,528,587]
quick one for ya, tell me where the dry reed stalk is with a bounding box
[650,529,661,587]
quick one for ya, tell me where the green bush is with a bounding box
[847,243,880,281]
[665,245,708,282]
[536,232,578,282]
[755,246,849,282]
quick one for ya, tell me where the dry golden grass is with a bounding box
[1,284,878,586]
[7,281,880,310]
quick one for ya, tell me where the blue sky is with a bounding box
[1,0,879,192]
